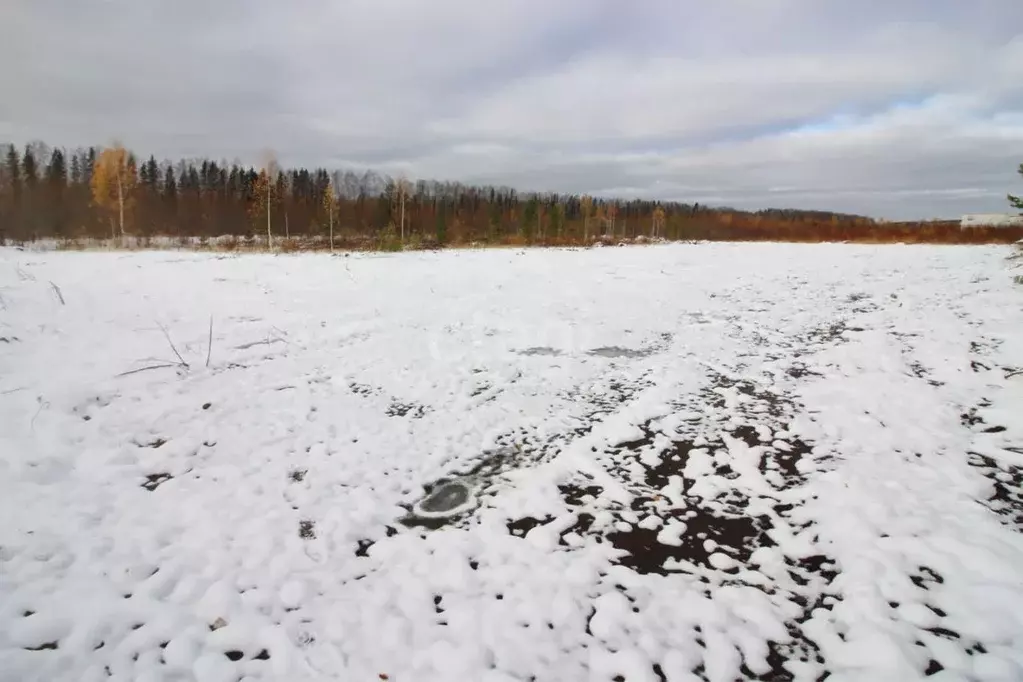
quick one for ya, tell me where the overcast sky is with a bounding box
[2,0,1022,219]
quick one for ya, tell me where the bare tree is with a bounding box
[321,179,337,252]
[262,151,279,250]
[395,174,412,242]
[581,195,593,243]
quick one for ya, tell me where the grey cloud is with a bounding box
[1,0,1021,219]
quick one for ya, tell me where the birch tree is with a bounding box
[394,174,411,242]
[91,144,136,244]
[261,152,279,249]
[652,206,666,238]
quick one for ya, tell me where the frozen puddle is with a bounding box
[403,446,527,527]
[407,480,478,523]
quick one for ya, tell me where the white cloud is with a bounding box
[1,0,1021,218]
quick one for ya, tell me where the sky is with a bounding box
[1,0,1022,220]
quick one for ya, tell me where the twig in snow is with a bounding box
[30,397,48,431]
[206,315,213,368]
[50,281,65,305]
[1,386,27,395]
[234,338,283,350]
[117,363,179,377]
[157,323,190,369]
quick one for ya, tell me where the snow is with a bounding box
[1,243,1021,681]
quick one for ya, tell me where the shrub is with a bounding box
[405,233,423,251]
[378,224,401,252]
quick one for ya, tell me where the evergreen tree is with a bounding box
[21,145,39,239]
[22,145,38,183]
[46,149,68,238]
[85,147,96,184]
[164,165,178,235]
[1009,163,1023,212]
[138,155,160,237]
[47,149,67,186]
[70,154,82,186]
[2,145,22,240]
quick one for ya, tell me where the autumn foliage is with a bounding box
[1,141,1021,248]
[90,144,137,241]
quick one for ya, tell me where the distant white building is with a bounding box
[960,213,1023,228]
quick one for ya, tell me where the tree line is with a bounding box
[1,141,1020,249]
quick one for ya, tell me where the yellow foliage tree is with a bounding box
[91,144,137,242]
[251,169,274,244]
[652,206,666,238]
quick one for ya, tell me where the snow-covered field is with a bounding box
[1,244,1021,682]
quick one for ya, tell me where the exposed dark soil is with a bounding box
[386,401,428,419]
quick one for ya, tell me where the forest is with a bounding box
[2,141,1021,249]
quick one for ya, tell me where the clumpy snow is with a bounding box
[1,243,1021,682]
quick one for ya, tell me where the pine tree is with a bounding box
[22,146,38,183]
[70,154,81,186]
[164,166,178,236]
[85,147,96,183]
[137,155,160,237]
[22,146,39,239]
[46,149,68,238]
[1009,163,1023,212]
[2,145,21,241]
